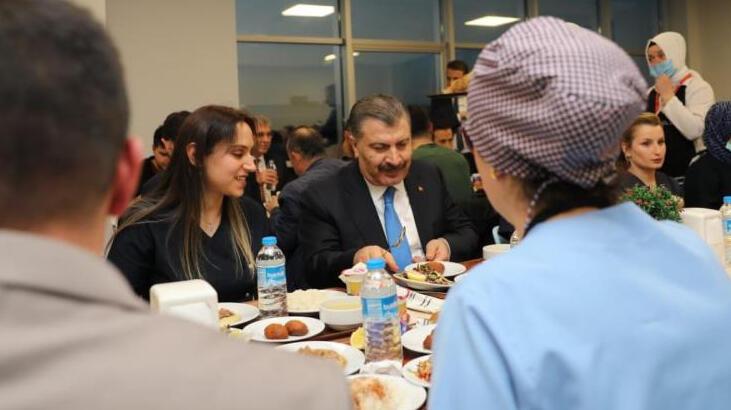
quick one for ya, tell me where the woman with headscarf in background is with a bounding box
[646,31,714,178]
[429,17,731,410]
[684,101,731,209]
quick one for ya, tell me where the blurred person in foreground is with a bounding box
[0,1,348,408]
[684,101,731,209]
[430,17,731,410]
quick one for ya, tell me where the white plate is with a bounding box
[287,289,347,315]
[405,261,466,278]
[402,354,432,389]
[348,374,426,410]
[218,303,259,327]
[243,316,325,343]
[393,273,453,291]
[276,341,365,375]
[401,324,435,354]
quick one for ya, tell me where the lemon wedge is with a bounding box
[350,326,365,350]
[406,270,426,282]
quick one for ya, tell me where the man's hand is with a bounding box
[655,74,676,105]
[264,194,279,213]
[256,169,278,187]
[353,245,399,272]
[425,238,450,261]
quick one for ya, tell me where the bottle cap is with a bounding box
[724,196,731,205]
[262,236,277,246]
[366,258,386,270]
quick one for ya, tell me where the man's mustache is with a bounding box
[378,162,407,172]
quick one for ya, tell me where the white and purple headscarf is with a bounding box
[703,101,731,165]
[467,17,647,188]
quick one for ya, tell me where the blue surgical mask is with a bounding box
[649,59,677,78]
[726,141,731,152]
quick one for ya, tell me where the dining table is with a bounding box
[239,258,484,410]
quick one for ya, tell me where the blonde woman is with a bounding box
[617,112,682,196]
[108,105,267,302]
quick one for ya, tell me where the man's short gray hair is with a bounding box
[345,94,409,139]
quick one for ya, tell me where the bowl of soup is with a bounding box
[319,296,362,331]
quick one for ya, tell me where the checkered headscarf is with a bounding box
[467,17,647,188]
[704,101,731,165]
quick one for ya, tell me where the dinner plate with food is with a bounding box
[242,316,325,343]
[218,303,260,328]
[404,261,466,278]
[349,374,426,410]
[287,289,347,315]
[401,324,435,355]
[394,264,454,291]
[276,341,365,375]
[402,354,432,389]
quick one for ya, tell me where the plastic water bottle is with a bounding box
[360,258,403,375]
[721,196,731,266]
[256,236,287,317]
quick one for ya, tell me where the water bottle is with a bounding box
[721,196,731,266]
[360,258,403,375]
[266,159,277,193]
[256,236,287,317]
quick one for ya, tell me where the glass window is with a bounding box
[455,48,482,71]
[237,43,343,145]
[611,0,659,52]
[539,0,599,30]
[453,0,524,44]
[235,0,339,38]
[355,52,439,107]
[351,0,440,41]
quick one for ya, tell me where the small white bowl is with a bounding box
[483,244,510,260]
[319,296,362,331]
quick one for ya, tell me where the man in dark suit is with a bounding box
[265,126,345,289]
[244,114,293,203]
[299,94,478,288]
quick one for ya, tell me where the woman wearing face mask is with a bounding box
[108,106,268,302]
[646,31,715,177]
[617,113,682,196]
[684,101,731,209]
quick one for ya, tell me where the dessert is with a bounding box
[264,323,289,340]
[285,320,309,336]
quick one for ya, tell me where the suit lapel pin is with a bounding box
[418,185,424,192]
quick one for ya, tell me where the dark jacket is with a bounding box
[299,160,479,288]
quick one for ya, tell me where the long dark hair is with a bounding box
[113,105,257,280]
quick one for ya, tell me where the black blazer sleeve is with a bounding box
[299,188,359,288]
[239,196,270,255]
[269,188,299,254]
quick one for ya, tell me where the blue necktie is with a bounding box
[384,186,412,271]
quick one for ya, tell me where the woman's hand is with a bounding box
[655,74,676,105]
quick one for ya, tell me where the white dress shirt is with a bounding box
[364,180,425,261]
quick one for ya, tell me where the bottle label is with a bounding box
[725,219,731,235]
[257,264,286,288]
[362,294,398,320]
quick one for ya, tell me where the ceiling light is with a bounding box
[323,54,336,62]
[465,15,519,27]
[282,4,335,17]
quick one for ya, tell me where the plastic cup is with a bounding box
[340,273,365,295]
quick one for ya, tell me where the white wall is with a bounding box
[68,0,106,24]
[106,0,239,154]
[665,0,731,100]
